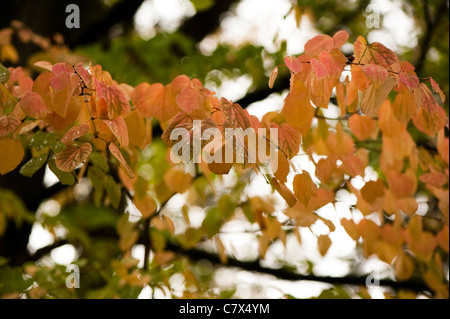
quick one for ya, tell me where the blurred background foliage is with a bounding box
[0,0,448,299]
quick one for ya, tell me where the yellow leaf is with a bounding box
[0,138,24,175]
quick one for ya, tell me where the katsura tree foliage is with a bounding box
[0,20,448,299]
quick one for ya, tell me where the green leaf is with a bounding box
[48,158,76,186]
[19,151,48,177]
[0,63,10,84]
[29,131,65,153]
[0,265,33,295]
[218,194,236,218]
[190,0,214,12]
[89,151,109,172]
[105,175,121,209]
[202,207,223,237]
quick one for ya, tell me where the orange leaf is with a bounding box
[103,116,129,147]
[412,83,446,136]
[271,177,297,207]
[348,113,376,140]
[399,71,419,90]
[268,66,278,89]
[0,137,24,175]
[61,124,90,145]
[293,171,317,206]
[378,100,406,137]
[109,142,134,178]
[361,76,396,116]
[106,85,130,119]
[46,96,82,133]
[360,180,385,204]
[50,72,79,118]
[354,36,398,68]
[419,172,448,188]
[437,129,449,165]
[163,167,193,193]
[391,90,417,125]
[317,234,332,256]
[219,98,252,130]
[134,195,157,219]
[284,56,303,73]
[270,122,301,159]
[55,142,92,172]
[304,31,348,57]
[274,151,290,184]
[214,237,228,264]
[281,76,315,136]
[361,64,388,85]
[310,58,328,79]
[341,218,360,241]
[19,92,50,119]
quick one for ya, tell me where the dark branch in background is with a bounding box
[178,0,240,42]
[165,242,430,293]
[67,0,145,48]
[413,0,448,75]
[30,234,430,293]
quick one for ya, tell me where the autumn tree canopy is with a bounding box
[0,0,448,300]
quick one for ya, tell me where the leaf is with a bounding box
[271,177,297,207]
[214,237,228,264]
[61,124,90,145]
[393,252,415,281]
[412,83,446,136]
[268,66,278,89]
[293,171,317,206]
[419,172,448,188]
[341,218,360,241]
[274,151,290,184]
[270,122,301,159]
[134,195,157,219]
[354,36,398,68]
[0,138,24,175]
[202,208,223,237]
[391,90,417,125]
[220,97,252,129]
[281,75,315,136]
[55,143,92,172]
[317,234,332,256]
[310,58,329,79]
[103,116,129,147]
[0,62,10,83]
[50,72,79,118]
[360,180,385,204]
[0,113,21,138]
[19,152,48,177]
[348,113,376,140]
[106,85,130,119]
[399,71,419,90]
[163,167,193,193]
[108,143,134,179]
[284,56,303,73]
[190,0,214,11]
[304,30,348,57]
[34,61,53,72]
[19,92,50,119]
[430,77,445,102]
[361,76,396,116]
[47,158,76,185]
[361,64,388,85]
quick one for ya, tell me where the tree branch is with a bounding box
[178,0,240,42]
[414,0,448,75]
[165,242,430,293]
